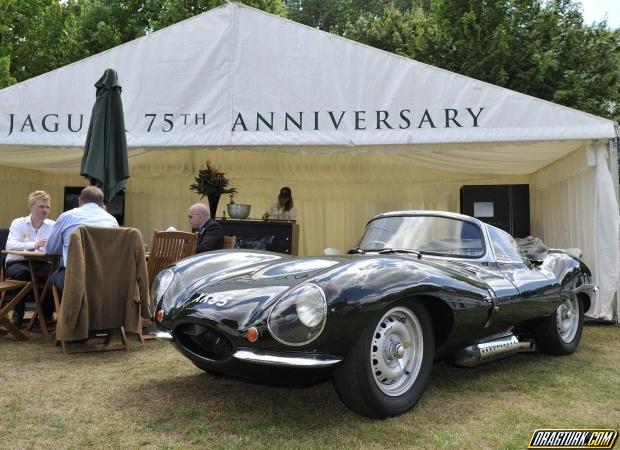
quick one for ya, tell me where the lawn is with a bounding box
[1,324,618,450]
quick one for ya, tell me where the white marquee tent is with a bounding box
[0,3,618,320]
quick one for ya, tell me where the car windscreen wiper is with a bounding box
[376,248,422,258]
[347,247,366,254]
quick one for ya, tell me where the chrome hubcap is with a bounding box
[556,297,580,343]
[370,306,423,397]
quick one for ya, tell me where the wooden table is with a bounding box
[1,250,59,338]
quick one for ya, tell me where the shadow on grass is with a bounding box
[113,350,559,428]
[102,325,617,441]
[116,366,357,435]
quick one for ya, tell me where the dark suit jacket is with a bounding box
[196,219,224,253]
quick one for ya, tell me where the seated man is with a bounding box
[5,190,56,327]
[188,203,224,253]
[46,186,119,290]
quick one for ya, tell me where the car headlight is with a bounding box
[151,269,175,310]
[268,283,327,346]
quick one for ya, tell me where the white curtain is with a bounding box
[532,143,619,321]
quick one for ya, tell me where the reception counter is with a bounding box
[216,218,299,255]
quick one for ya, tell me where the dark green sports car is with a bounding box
[152,211,594,418]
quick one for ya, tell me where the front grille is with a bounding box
[175,323,234,361]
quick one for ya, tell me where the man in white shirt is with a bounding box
[5,190,56,326]
[47,186,119,291]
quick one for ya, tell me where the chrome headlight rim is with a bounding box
[153,269,175,309]
[267,283,327,347]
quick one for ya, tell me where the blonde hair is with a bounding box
[27,190,51,208]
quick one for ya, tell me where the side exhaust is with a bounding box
[449,334,535,368]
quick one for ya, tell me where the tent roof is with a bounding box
[0,2,616,175]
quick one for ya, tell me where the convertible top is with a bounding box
[515,236,549,262]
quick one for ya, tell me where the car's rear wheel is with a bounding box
[535,295,584,355]
[333,301,434,418]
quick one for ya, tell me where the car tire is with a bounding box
[333,301,434,418]
[535,295,584,355]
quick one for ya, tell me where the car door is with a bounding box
[486,226,560,328]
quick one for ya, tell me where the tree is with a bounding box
[0,55,16,88]
[284,0,412,33]
[0,0,76,88]
[342,0,620,121]
[143,0,284,31]
[1,0,617,121]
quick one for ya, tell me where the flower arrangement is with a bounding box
[190,161,237,197]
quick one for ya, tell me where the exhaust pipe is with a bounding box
[449,334,535,368]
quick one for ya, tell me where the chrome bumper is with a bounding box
[233,349,342,368]
[153,330,173,341]
[156,329,341,368]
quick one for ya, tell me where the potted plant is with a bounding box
[190,161,237,217]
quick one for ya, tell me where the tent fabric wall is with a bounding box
[1,147,530,253]
[0,4,617,321]
[531,142,620,321]
[0,4,615,149]
[1,142,618,320]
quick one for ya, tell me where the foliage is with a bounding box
[190,160,237,197]
[283,0,412,33]
[143,0,284,30]
[341,0,620,121]
[0,0,618,121]
[0,0,76,88]
[0,55,16,87]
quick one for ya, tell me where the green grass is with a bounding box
[1,325,619,449]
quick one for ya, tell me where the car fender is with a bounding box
[302,256,493,357]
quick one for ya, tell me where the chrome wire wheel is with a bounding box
[370,306,424,397]
[556,296,580,343]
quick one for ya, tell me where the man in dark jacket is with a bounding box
[188,203,224,253]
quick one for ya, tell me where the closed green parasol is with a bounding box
[80,68,129,203]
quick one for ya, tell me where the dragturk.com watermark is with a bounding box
[529,429,618,449]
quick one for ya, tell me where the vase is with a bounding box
[207,193,221,218]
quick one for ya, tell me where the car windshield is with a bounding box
[357,215,484,258]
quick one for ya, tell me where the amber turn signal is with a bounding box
[155,309,164,322]
[246,326,259,342]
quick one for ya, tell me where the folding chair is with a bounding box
[0,279,32,340]
[0,229,32,340]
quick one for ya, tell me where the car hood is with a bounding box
[167,254,352,330]
[164,251,490,331]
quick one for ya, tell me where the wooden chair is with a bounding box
[0,228,33,340]
[0,279,32,340]
[55,227,150,353]
[147,230,198,288]
[141,230,197,342]
[223,235,236,249]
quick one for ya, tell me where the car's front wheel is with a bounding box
[333,301,434,418]
[535,295,584,355]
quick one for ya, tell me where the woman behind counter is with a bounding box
[263,186,297,221]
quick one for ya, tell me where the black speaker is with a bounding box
[63,186,125,226]
[460,184,529,238]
